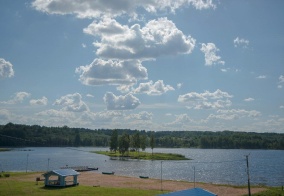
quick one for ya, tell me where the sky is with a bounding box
[0,0,284,133]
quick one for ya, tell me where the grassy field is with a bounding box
[93,150,189,160]
[0,148,11,152]
[251,186,284,196]
[0,173,162,196]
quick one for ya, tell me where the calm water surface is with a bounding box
[0,147,283,186]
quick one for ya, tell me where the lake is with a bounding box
[0,147,283,186]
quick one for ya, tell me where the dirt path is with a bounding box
[12,172,266,196]
[77,171,265,196]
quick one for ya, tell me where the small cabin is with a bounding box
[43,169,80,187]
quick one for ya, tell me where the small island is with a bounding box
[93,151,190,161]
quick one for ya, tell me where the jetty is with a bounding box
[60,166,98,172]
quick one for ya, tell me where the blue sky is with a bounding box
[0,0,284,132]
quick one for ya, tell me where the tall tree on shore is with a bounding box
[110,129,118,152]
[118,132,130,156]
[132,131,140,156]
[140,134,147,152]
[150,132,155,156]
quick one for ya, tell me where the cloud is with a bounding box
[177,83,183,89]
[0,58,14,79]
[85,17,195,60]
[233,37,249,48]
[1,92,31,104]
[244,97,254,102]
[165,113,192,126]
[278,75,284,88]
[178,89,233,109]
[125,111,153,121]
[86,94,94,98]
[133,80,174,95]
[0,109,11,121]
[207,109,261,120]
[53,93,89,112]
[104,92,140,110]
[30,96,48,106]
[256,75,266,79]
[200,43,225,66]
[76,59,147,86]
[32,0,216,19]
[280,106,284,109]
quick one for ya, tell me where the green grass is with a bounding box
[0,178,162,196]
[93,151,189,160]
[0,148,11,152]
[251,186,284,196]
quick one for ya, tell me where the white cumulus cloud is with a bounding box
[133,80,174,95]
[32,0,216,19]
[104,92,140,110]
[53,93,89,112]
[200,43,225,66]
[233,37,249,48]
[207,109,261,120]
[125,111,153,121]
[278,75,284,88]
[0,58,14,79]
[244,97,254,102]
[85,17,195,60]
[75,59,147,86]
[178,89,233,109]
[1,92,31,104]
[30,96,48,106]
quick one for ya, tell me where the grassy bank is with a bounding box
[251,186,284,196]
[0,172,162,196]
[93,151,189,160]
[0,148,11,152]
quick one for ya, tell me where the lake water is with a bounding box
[0,147,283,186]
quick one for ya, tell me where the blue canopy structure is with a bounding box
[43,169,80,187]
[159,187,217,196]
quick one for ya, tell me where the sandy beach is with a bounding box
[15,171,266,196]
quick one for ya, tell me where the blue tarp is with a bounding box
[43,169,79,177]
[159,187,217,196]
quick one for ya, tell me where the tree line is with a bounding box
[0,123,284,149]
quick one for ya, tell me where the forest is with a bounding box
[0,122,284,149]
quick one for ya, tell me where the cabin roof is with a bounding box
[43,169,80,177]
[158,188,217,196]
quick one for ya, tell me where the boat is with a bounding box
[102,171,115,175]
[139,176,149,179]
[87,167,99,171]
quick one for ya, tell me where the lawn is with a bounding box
[0,176,162,196]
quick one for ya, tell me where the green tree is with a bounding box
[118,132,130,156]
[140,134,147,152]
[132,132,140,153]
[150,132,155,156]
[74,131,81,146]
[110,129,118,152]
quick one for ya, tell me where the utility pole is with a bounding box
[245,155,251,196]
[160,161,163,192]
[26,154,29,173]
[47,158,50,171]
[193,166,196,188]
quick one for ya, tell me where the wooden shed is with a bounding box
[42,169,80,187]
